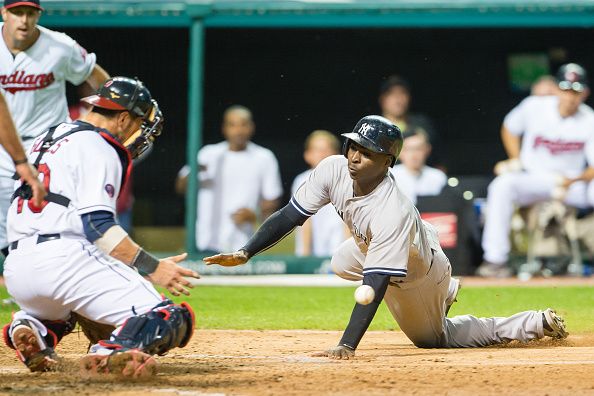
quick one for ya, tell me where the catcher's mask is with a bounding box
[82,76,164,163]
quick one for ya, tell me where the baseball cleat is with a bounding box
[475,261,512,278]
[11,320,59,372]
[542,308,568,339]
[80,350,157,378]
[445,277,461,316]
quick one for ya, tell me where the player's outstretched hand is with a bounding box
[15,162,47,207]
[149,253,200,297]
[203,250,249,267]
[311,345,355,360]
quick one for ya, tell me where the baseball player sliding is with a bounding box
[2,77,198,377]
[478,63,594,277]
[0,0,110,255]
[205,116,568,358]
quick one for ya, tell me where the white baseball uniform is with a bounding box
[0,24,96,248]
[482,95,594,264]
[179,141,283,252]
[292,155,548,347]
[291,169,346,257]
[390,164,447,203]
[4,121,161,328]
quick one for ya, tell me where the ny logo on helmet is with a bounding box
[358,123,372,134]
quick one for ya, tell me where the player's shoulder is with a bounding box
[423,165,447,179]
[390,164,407,175]
[578,102,594,121]
[318,154,346,168]
[246,142,277,158]
[516,94,557,110]
[37,25,77,49]
[64,125,120,158]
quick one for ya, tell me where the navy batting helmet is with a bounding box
[341,115,403,167]
[557,63,588,93]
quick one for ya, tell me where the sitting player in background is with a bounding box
[292,130,348,257]
[205,115,567,359]
[390,131,447,204]
[2,77,198,377]
[477,63,594,278]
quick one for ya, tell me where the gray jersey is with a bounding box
[291,155,440,283]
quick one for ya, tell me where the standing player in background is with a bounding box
[390,131,447,204]
[292,130,348,257]
[0,0,110,255]
[3,77,197,376]
[477,63,594,277]
[176,105,282,252]
[205,115,567,358]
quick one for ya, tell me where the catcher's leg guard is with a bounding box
[97,300,195,356]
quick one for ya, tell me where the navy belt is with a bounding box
[10,234,61,250]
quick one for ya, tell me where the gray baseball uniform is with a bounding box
[293,155,546,347]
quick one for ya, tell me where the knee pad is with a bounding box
[100,300,195,356]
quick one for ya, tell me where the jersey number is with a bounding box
[16,163,51,214]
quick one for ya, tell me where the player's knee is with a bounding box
[488,174,517,198]
[100,300,195,356]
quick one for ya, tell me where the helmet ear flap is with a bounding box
[342,139,351,159]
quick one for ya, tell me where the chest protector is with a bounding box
[12,121,132,208]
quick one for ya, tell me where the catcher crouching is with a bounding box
[2,77,198,377]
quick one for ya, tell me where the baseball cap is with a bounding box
[3,0,43,11]
[557,63,588,93]
[379,75,411,96]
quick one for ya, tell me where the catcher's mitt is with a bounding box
[71,312,115,344]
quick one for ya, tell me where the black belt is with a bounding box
[10,234,61,250]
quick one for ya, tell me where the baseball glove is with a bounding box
[71,312,115,344]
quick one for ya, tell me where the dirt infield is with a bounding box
[1,330,594,395]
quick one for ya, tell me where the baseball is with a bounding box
[354,285,375,305]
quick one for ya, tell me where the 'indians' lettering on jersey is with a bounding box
[503,95,594,176]
[533,136,585,155]
[0,70,55,94]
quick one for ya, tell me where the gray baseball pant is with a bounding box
[331,238,545,348]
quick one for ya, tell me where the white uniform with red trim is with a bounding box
[482,95,594,264]
[4,121,161,328]
[0,23,96,248]
[292,155,549,347]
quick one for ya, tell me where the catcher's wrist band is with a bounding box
[13,158,28,165]
[132,248,160,275]
[95,225,128,254]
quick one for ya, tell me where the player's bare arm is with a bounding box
[261,198,280,219]
[494,125,522,175]
[561,166,594,188]
[0,93,46,206]
[85,64,110,90]
[500,125,521,159]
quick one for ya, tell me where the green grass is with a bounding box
[1,285,593,333]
